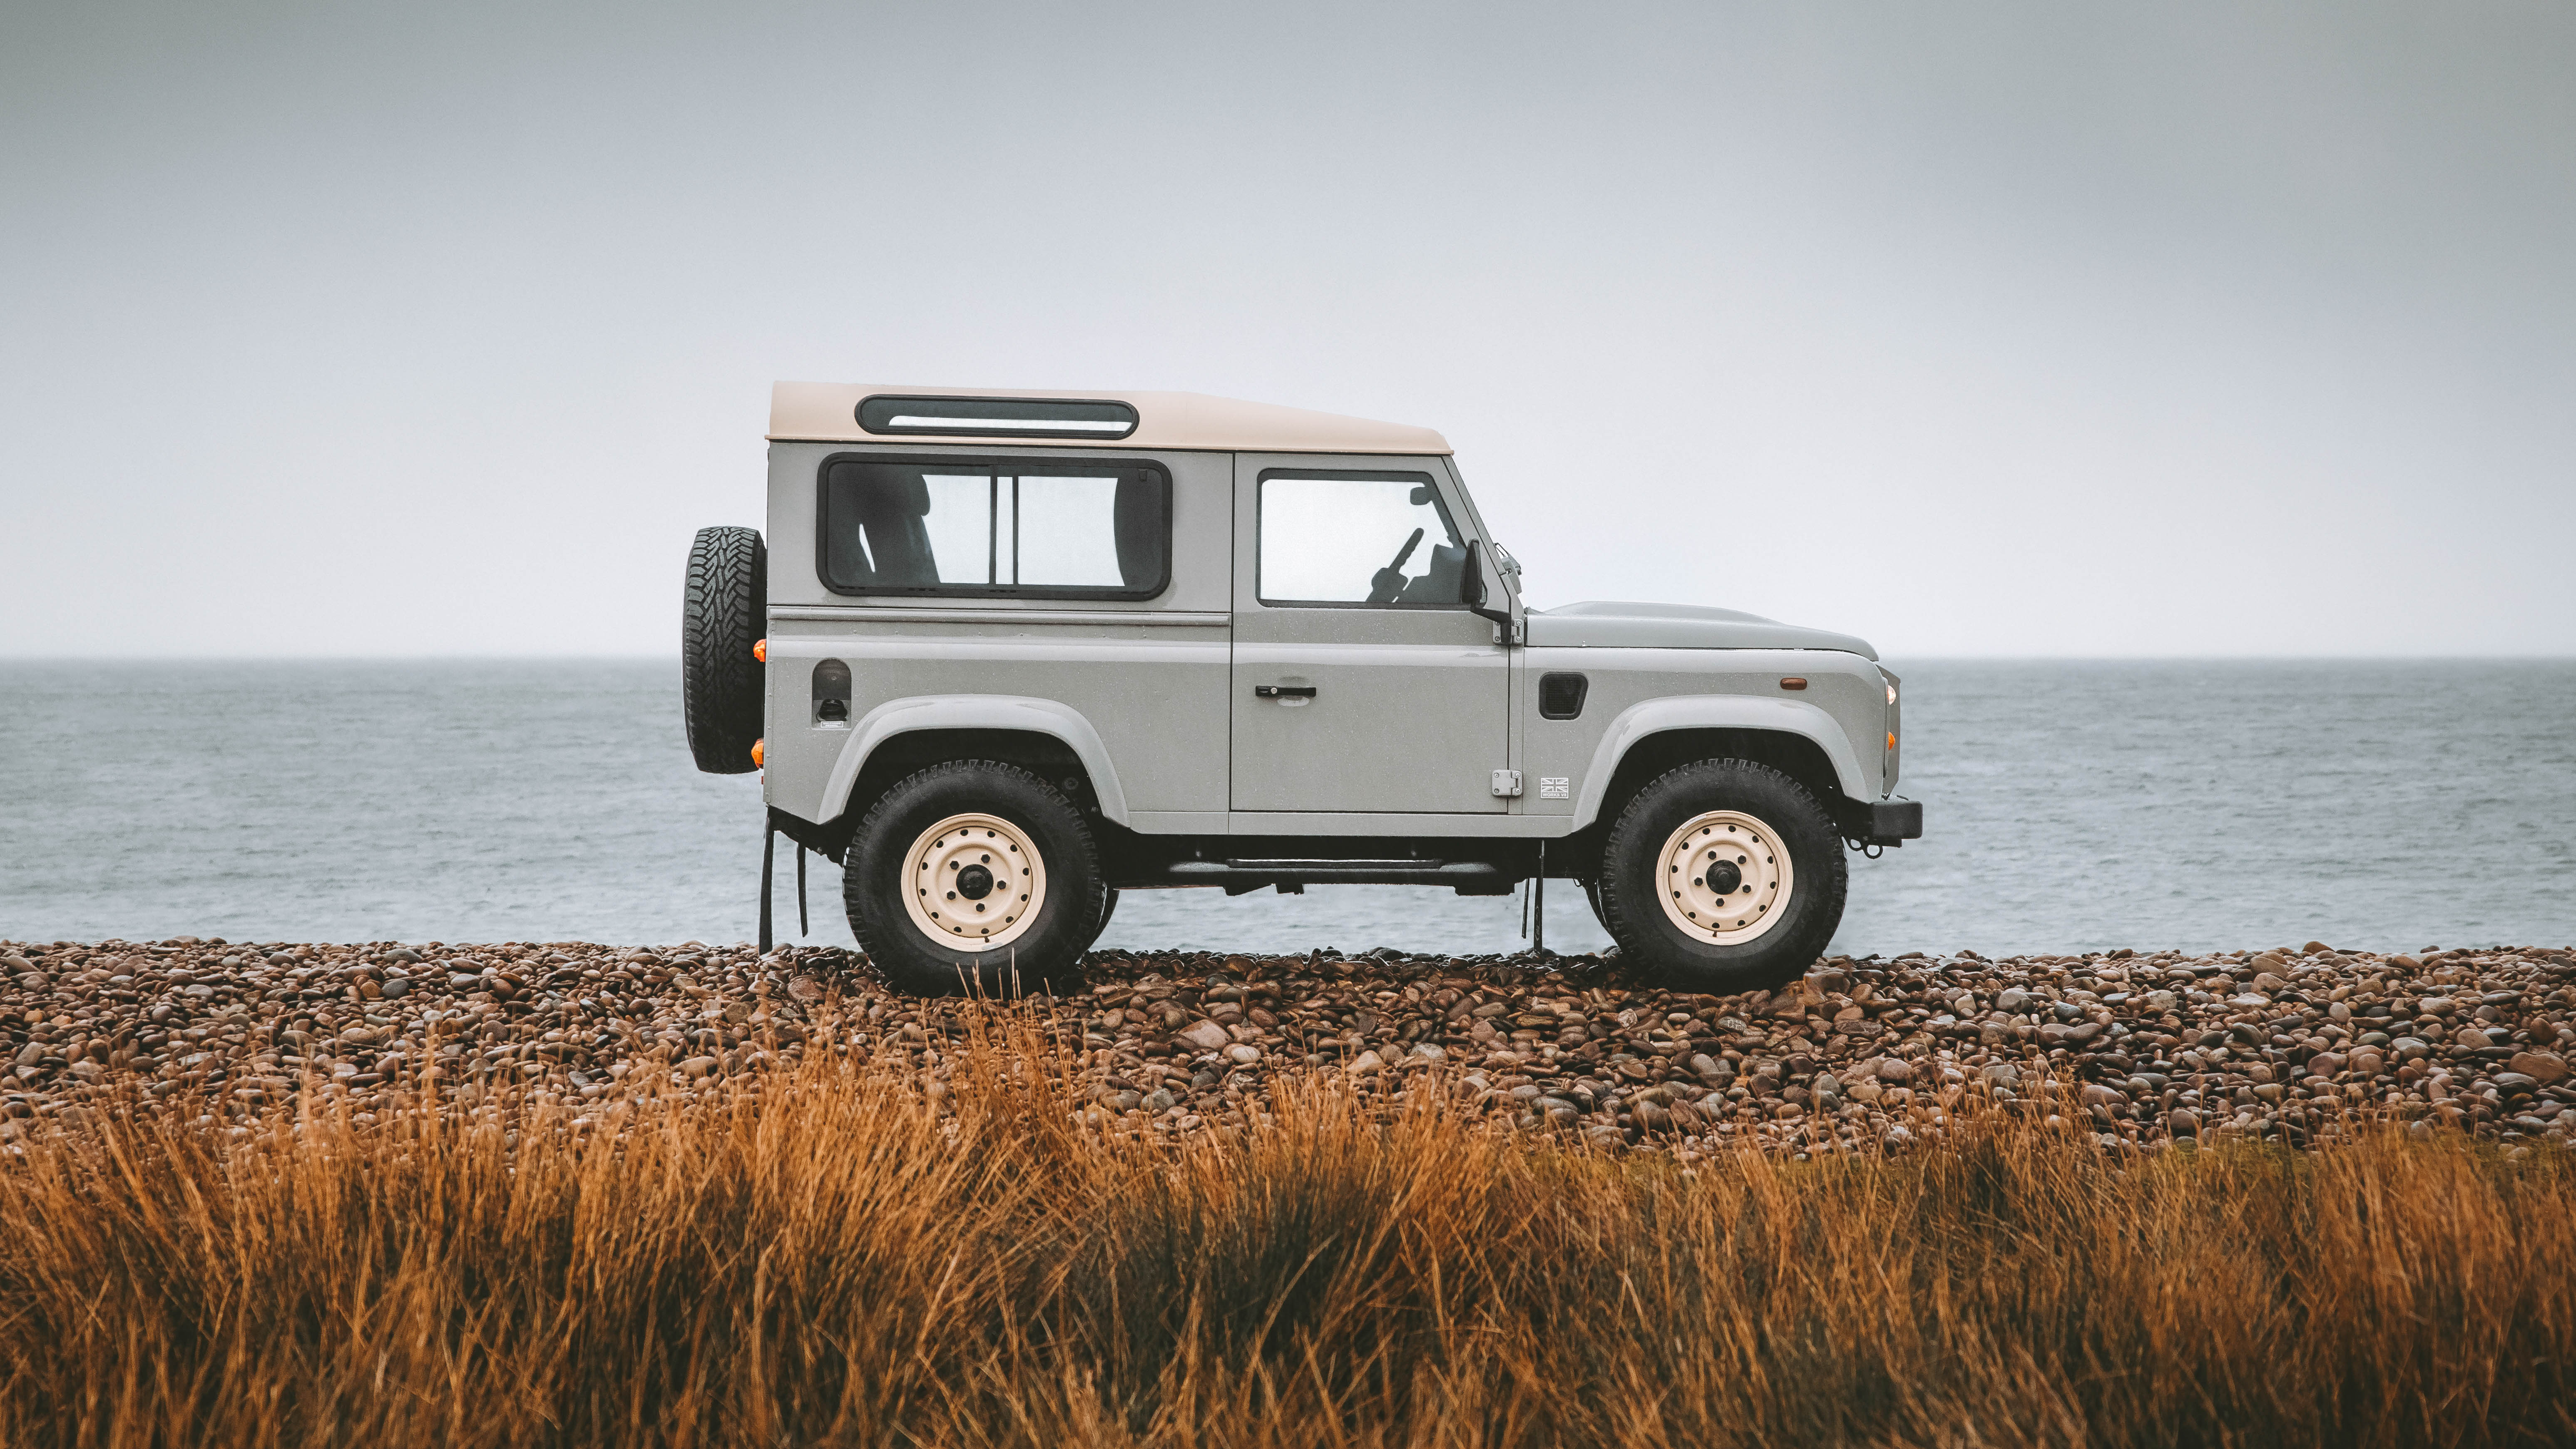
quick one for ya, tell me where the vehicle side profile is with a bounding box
[683,383,1921,995]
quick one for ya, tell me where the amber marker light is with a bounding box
[1778,676,1808,690]
[1888,733,1897,751]
[753,639,768,663]
[751,739,765,768]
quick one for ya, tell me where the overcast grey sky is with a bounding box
[4,1,2571,657]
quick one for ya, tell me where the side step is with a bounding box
[1166,858,1512,895]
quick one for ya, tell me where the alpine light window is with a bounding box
[818,458,1169,599]
[856,395,1139,440]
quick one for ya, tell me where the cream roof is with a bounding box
[768,382,1450,455]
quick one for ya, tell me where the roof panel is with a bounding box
[768,382,1450,455]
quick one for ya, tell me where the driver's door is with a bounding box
[1228,455,1510,815]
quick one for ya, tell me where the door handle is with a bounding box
[1253,684,1318,698]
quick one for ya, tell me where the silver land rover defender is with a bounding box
[682,384,1920,995]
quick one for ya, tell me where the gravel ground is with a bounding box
[5,937,2573,1156]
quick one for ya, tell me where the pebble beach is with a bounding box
[5,937,2573,1156]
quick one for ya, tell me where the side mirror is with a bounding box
[1462,541,1512,629]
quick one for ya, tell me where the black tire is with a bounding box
[845,760,1105,995]
[1089,886,1121,950]
[1595,759,1847,994]
[682,526,766,775]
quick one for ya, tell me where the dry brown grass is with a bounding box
[2,1021,2570,1449]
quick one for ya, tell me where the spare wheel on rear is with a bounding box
[682,525,766,774]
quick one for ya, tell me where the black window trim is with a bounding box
[813,450,1174,601]
[1252,466,1475,611]
[855,393,1141,440]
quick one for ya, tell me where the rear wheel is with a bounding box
[846,760,1104,995]
[1595,759,1845,994]
[1088,886,1121,950]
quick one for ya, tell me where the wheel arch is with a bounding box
[1568,696,1866,837]
[791,695,1131,858]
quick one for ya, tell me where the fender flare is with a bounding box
[1567,695,1870,831]
[821,695,1133,826]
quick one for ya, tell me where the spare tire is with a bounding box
[682,526,766,774]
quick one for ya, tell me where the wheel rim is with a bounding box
[1655,810,1794,944]
[899,813,1047,952]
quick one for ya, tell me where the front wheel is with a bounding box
[845,760,1106,995]
[1594,759,1847,994]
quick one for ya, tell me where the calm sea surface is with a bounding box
[2,660,2570,956]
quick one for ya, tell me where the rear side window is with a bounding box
[818,456,1170,598]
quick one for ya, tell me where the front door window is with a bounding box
[1258,474,1467,607]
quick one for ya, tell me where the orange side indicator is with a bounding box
[1888,732,1897,751]
[1778,676,1807,690]
[751,738,765,768]
[753,638,768,663]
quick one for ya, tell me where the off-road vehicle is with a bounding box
[684,384,1920,994]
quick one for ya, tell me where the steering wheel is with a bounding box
[1366,527,1426,604]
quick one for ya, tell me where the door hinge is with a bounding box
[1490,769,1523,798]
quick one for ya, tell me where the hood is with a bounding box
[1523,600,1878,660]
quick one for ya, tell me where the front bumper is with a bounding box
[1840,796,1922,847]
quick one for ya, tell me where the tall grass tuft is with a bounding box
[2,1019,2569,1448]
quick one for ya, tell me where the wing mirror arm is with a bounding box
[1462,541,1516,635]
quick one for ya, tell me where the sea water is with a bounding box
[2,660,2569,956]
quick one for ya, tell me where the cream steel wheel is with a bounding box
[1657,810,1793,943]
[1595,758,1844,992]
[900,813,1048,951]
[847,760,1104,996]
